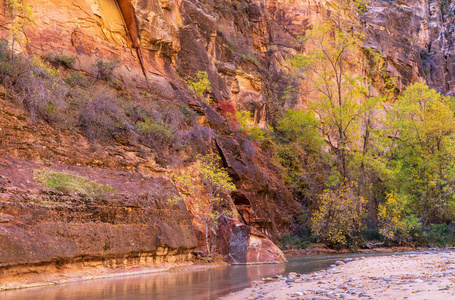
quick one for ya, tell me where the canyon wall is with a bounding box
[0,0,301,284]
[1,0,455,286]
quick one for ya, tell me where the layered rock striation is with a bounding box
[0,0,300,280]
[2,0,455,286]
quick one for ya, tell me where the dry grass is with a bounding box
[33,169,116,198]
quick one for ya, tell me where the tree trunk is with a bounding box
[205,217,210,256]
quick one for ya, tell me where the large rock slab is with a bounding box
[218,217,287,264]
[0,157,197,268]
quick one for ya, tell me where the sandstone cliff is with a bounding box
[0,0,301,286]
[1,0,454,288]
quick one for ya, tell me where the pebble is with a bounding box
[337,284,348,289]
[240,253,455,300]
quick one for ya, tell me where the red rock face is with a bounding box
[0,0,303,271]
[0,156,197,289]
[3,0,452,273]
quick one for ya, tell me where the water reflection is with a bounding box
[0,265,286,300]
[0,251,427,300]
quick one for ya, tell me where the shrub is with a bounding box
[279,226,316,250]
[93,58,120,81]
[0,42,67,124]
[311,182,367,247]
[34,169,115,198]
[0,40,31,87]
[215,99,237,123]
[123,99,194,152]
[242,53,259,65]
[186,71,211,102]
[55,54,76,67]
[178,103,198,123]
[420,224,455,248]
[45,53,76,68]
[140,117,174,142]
[78,88,127,141]
[64,72,91,87]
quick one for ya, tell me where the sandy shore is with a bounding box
[221,251,455,299]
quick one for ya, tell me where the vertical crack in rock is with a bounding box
[114,0,150,86]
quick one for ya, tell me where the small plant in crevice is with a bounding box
[236,110,274,150]
[45,53,76,68]
[186,71,212,102]
[214,99,238,127]
[93,58,121,81]
[242,53,260,66]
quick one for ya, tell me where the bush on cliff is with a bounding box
[33,169,116,198]
[171,153,236,256]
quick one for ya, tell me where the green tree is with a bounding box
[283,0,390,238]
[377,191,420,244]
[171,153,236,255]
[288,11,377,182]
[386,83,455,225]
[275,109,327,203]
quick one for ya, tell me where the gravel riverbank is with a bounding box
[221,251,455,299]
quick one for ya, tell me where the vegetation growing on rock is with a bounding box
[171,153,236,256]
[33,169,116,198]
[3,0,455,273]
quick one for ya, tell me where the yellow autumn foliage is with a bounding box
[311,182,367,246]
[377,191,420,244]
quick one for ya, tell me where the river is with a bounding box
[0,252,423,300]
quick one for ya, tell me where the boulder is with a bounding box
[218,217,287,264]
